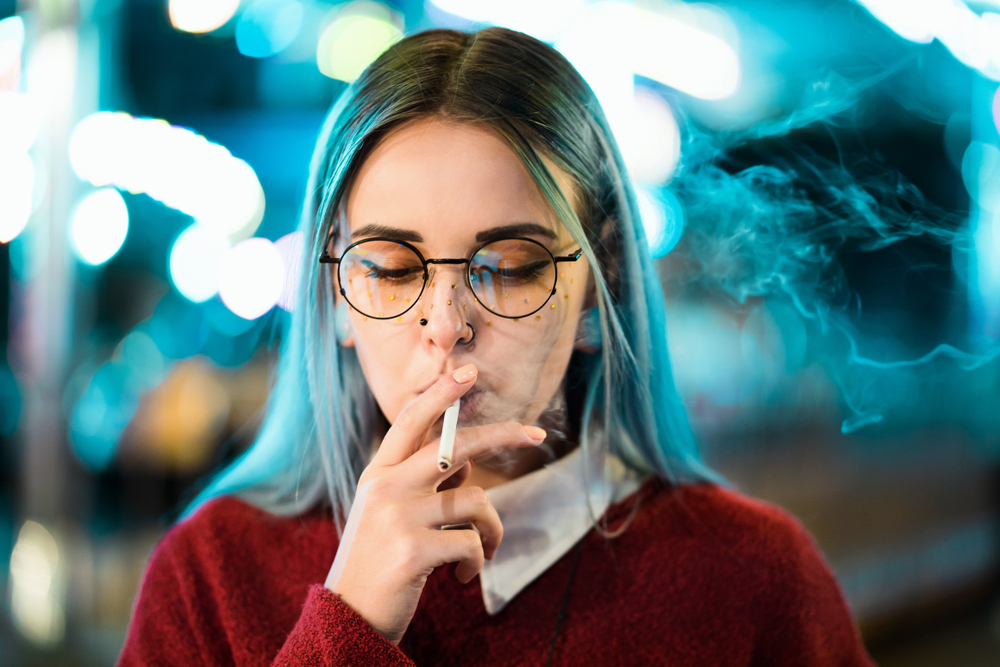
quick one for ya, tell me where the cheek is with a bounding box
[488,270,588,409]
[348,317,421,422]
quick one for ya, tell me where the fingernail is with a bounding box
[524,426,547,441]
[452,364,477,383]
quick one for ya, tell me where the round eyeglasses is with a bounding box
[319,236,584,320]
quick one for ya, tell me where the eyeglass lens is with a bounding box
[338,239,557,319]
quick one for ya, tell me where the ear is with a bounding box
[334,297,356,348]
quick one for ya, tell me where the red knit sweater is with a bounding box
[119,479,875,666]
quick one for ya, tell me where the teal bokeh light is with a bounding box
[236,0,304,58]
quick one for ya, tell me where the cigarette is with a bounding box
[437,398,461,471]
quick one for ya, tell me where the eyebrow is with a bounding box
[351,222,559,245]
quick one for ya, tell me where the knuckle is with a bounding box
[382,500,406,525]
[393,406,416,432]
[463,529,484,558]
[397,533,423,570]
[365,476,393,503]
[465,485,489,510]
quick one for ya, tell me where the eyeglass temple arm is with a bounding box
[553,249,584,263]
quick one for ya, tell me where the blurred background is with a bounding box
[1,0,999,664]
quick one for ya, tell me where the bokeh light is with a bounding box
[317,2,403,82]
[9,521,64,646]
[636,187,685,259]
[69,188,129,266]
[0,92,41,152]
[627,87,681,185]
[0,150,35,243]
[631,4,740,101]
[857,0,1000,81]
[236,0,304,58]
[69,112,265,241]
[69,362,138,472]
[961,141,1000,213]
[168,0,240,34]
[993,86,999,134]
[274,230,303,311]
[429,0,586,42]
[124,360,231,473]
[218,238,285,320]
[205,297,257,336]
[855,0,936,44]
[169,224,232,303]
[117,331,169,392]
[0,16,25,92]
[150,294,211,360]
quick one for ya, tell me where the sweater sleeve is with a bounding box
[750,513,875,667]
[271,585,414,666]
[118,508,415,667]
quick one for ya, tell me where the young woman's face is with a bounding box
[336,117,592,446]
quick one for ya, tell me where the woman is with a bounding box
[119,28,874,666]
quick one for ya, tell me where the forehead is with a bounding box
[344,117,577,248]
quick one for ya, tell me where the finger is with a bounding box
[404,422,547,490]
[425,527,486,584]
[417,485,503,560]
[372,364,479,468]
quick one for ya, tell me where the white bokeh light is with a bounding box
[70,188,129,266]
[218,238,285,320]
[627,88,681,185]
[0,151,35,243]
[636,187,666,255]
[857,0,1000,81]
[169,224,232,303]
[429,0,586,42]
[169,0,241,34]
[0,93,40,152]
[69,112,265,241]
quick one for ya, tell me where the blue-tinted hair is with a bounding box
[186,27,722,533]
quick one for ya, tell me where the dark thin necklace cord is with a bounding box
[545,539,585,667]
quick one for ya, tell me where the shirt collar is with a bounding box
[479,445,646,615]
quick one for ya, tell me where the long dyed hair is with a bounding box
[186,27,722,534]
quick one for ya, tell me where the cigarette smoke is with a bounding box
[665,71,1000,434]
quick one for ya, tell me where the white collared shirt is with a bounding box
[478,446,647,615]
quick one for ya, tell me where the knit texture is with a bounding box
[118,479,875,666]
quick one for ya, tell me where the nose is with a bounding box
[420,265,474,352]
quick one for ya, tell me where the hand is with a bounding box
[324,363,546,645]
